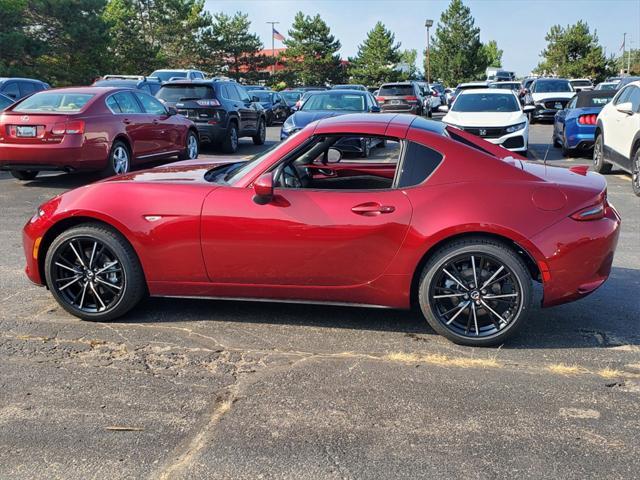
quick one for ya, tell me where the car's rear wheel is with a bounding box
[253,118,266,145]
[593,134,612,174]
[103,141,130,177]
[632,149,640,197]
[10,170,39,181]
[178,130,199,160]
[44,223,145,322]
[222,122,239,153]
[418,238,532,347]
[561,133,572,157]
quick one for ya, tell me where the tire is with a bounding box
[102,140,131,177]
[253,118,266,145]
[10,170,38,181]
[593,134,612,174]
[266,112,274,127]
[44,223,145,322]
[552,135,561,148]
[561,135,572,157]
[178,130,199,160]
[521,149,528,158]
[528,113,535,124]
[632,148,640,197]
[221,121,239,153]
[417,237,533,347]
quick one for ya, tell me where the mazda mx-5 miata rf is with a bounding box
[23,114,621,346]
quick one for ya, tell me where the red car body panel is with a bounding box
[1,87,195,172]
[23,113,621,311]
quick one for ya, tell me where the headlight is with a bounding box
[30,208,45,224]
[505,122,527,133]
[282,117,297,133]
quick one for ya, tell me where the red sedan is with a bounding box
[22,114,620,346]
[0,87,199,180]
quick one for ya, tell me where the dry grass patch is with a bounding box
[385,352,500,369]
[597,367,625,379]
[546,363,588,375]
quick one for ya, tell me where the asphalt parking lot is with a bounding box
[1,118,639,479]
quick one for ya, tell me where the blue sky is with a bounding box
[204,0,640,77]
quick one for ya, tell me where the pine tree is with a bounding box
[348,22,401,85]
[283,12,344,86]
[427,0,486,86]
[481,40,502,68]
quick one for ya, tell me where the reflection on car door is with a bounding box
[200,187,412,287]
[110,91,153,159]
[234,85,258,132]
[134,91,177,154]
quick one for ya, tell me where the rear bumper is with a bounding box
[0,136,106,171]
[533,203,621,307]
[565,125,596,150]
[380,105,420,115]
[193,123,226,144]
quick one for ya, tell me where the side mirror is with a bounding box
[167,106,178,116]
[616,102,634,115]
[369,105,381,113]
[253,173,274,205]
[523,105,535,112]
[327,148,342,163]
[252,95,260,103]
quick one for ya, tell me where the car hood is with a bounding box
[288,110,350,129]
[443,110,526,127]
[531,92,575,102]
[100,158,239,184]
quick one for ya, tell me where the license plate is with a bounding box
[391,100,401,105]
[554,102,563,109]
[16,126,36,137]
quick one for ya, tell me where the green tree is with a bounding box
[616,48,640,75]
[283,12,344,85]
[397,49,419,80]
[0,0,44,77]
[535,21,612,82]
[103,0,212,75]
[348,22,401,85]
[27,0,112,85]
[426,0,486,86]
[481,40,502,67]
[203,12,268,80]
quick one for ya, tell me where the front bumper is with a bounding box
[484,128,529,152]
[533,203,621,307]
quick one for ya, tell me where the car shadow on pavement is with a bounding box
[115,267,639,349]
[21,172,102,190]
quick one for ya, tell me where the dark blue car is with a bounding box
[553,90,615,156]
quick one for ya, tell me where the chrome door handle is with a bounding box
[351,202,395,216]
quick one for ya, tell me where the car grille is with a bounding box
[543,100,568,110]
[459,126,504,139]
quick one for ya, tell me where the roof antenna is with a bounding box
[542,142,551,166]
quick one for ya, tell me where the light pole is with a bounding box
[425,19,433,85]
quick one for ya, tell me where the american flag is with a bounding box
[273,28,285,41]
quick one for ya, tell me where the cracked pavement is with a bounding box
[1,124,639,479]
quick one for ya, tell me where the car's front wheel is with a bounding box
[632,149,640,197]
[10,170,39,181]
[221,122,239,153]
[253,118,266,145]
[593,134,612,174]
[418,238,532,347]
[178,130,199,160]
[44,223,145,322]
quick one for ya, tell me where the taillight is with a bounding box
[376,96,385,103]
[196,99,220,107]
[404,95,418,102]
[570,196,606,221]
[52,120,85,135]
[578,114,597,125]
[432,91,439,97]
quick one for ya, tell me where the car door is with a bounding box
[109,91,153,159]
[272,92,283,120]
[235,84,258,132]
[555,96,574,140]
[616,86,640,169]
[1,81,20,101]
[200,137,412,288]
[605,86,633,164]
[134,91,177,153]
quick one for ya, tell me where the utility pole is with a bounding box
[628,38,633,75]
[266,21,280,76]
[425,19,433,85]
[622,32,627,74]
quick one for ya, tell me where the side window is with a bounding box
[140,84,151,94]
[397,141,443,188]
[148,83,161,95]
[193,72,204,79]
[105,95,122,113]
[134,92,167,115]
[235,85,250,102]
[626,86,640,112]
[112,92,142,114]
[2,82,20,99]
[614,86,632,105]
[223,84,240,101]
[19,82,38,97]
[567,96,577,109]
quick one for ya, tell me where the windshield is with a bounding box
[571,80,592,87]
[533,80,572,93]
[301,92,366,111]
[156,85,214,102]
[576,93,615,108]
[281,91,301,103]
[0,95,13,110]
[151,71,187,82]
[13,92,94,113]
[250,91,272,102]
[489,83,520,90]
[379,84,414,96]
[218,142,283,184]
[94,80,138,88]
[452,92,520,112]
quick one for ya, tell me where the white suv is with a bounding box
[593,80,640,196]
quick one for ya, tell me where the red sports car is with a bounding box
[0,87,199,180]
[22,114,621,346]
